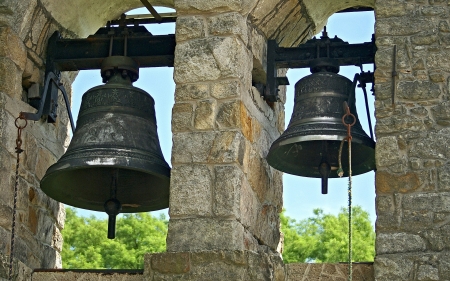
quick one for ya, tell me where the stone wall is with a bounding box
[374,0,450,279]
[0,0,73,279]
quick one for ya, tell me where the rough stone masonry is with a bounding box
[1,0,449,280]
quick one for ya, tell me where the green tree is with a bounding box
[281,206,375,263]
[62,207,167,269]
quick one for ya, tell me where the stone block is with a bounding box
[174,37,250,84]
[239,177,258,230]
[247,149,270,201]
[286,263,374,281]
[421,5,446,16]
[169,164,212,217]
[172,103,194,132]
[176,16,205,42]
[208,131,245,164]
[409,128,450,159]
[194,99,216,130]
[375,1,410,17]
[175,84,209,102]
[33,270,144,281]
[216,100,240,128]
[401,210,434,231]
[172,131,215,163]
[375,136,407,168]
[174,0,256,14]
[376,171,420,194]
[422,225,450,251]
[52,225,62,252]
[211,80,241,100]
[0,205,12,235]
[35,147,57,180]
[0,27,27,72]
[172,131,245,164]
[376,17,434,37]
[431,101,450,126]
[397,81,441,101]
[403,192,450,212]
[166,218,244,252]
[213,165,242,218]
[150,252,190,274]
[0,57,22,99]
[208,13,248,44]
[377,233,426,255]
[438,164,450,191]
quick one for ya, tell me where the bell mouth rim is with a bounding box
[40,165,171,213]
[276,134,375,147]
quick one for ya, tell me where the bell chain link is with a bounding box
[337,102,354,281]
[9,116,27,280]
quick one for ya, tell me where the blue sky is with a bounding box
[70,8,376,225]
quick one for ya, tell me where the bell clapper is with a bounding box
[318,161,331,195]
[104,170,122,239]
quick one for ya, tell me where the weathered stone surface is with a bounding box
[402,192,450,212]
[175,83,210,102]
[376,171,420,194]
[32,270,144,281]
[375,136,407,168]
[409,128,450,159]
[170,164,212,217]
[166,218,245,252]
[176,16,205,42]
[376,233,426,254]
[396,81,441,101]
[208,12,248,44]
[213,165,242,218]
[377,17,434,37]
[0,27,27,72]
[194,99,216,130]
[422,225,450,251]
[431,101,450,126]
[172,103,193,132]
[174,37,250,83]
[216,100,240,128]
[172,131,245,164]
[35,148,57,180]
[175,0,257,14]
[374,255,415,280]
[211,80,241,99]
[144,250,288,281]
[0,58,22,100]
[286,263,374,281]
[150,252,190,274]
[438,164,450,191]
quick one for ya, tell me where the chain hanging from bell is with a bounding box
[266,59,375,194]
[40,56,171,238]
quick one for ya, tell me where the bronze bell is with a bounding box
[266,60,375,194]
[40,56,170,238]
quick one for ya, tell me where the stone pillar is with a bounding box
[145,0,286,279]
[374,1,450,280]
[0,1,71,279]
[167,0,284,254]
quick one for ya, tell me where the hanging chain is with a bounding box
[9,116,27,280]
[337,102,355,281]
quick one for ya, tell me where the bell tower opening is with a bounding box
[281,10,376,263]
[60,6,175,269]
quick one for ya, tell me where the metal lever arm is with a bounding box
[20,72,75,133]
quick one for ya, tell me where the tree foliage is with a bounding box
[281,206,375,263]
[62,207,167,269]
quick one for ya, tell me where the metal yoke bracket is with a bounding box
[23,20,176,125]
[263,31,377,102]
